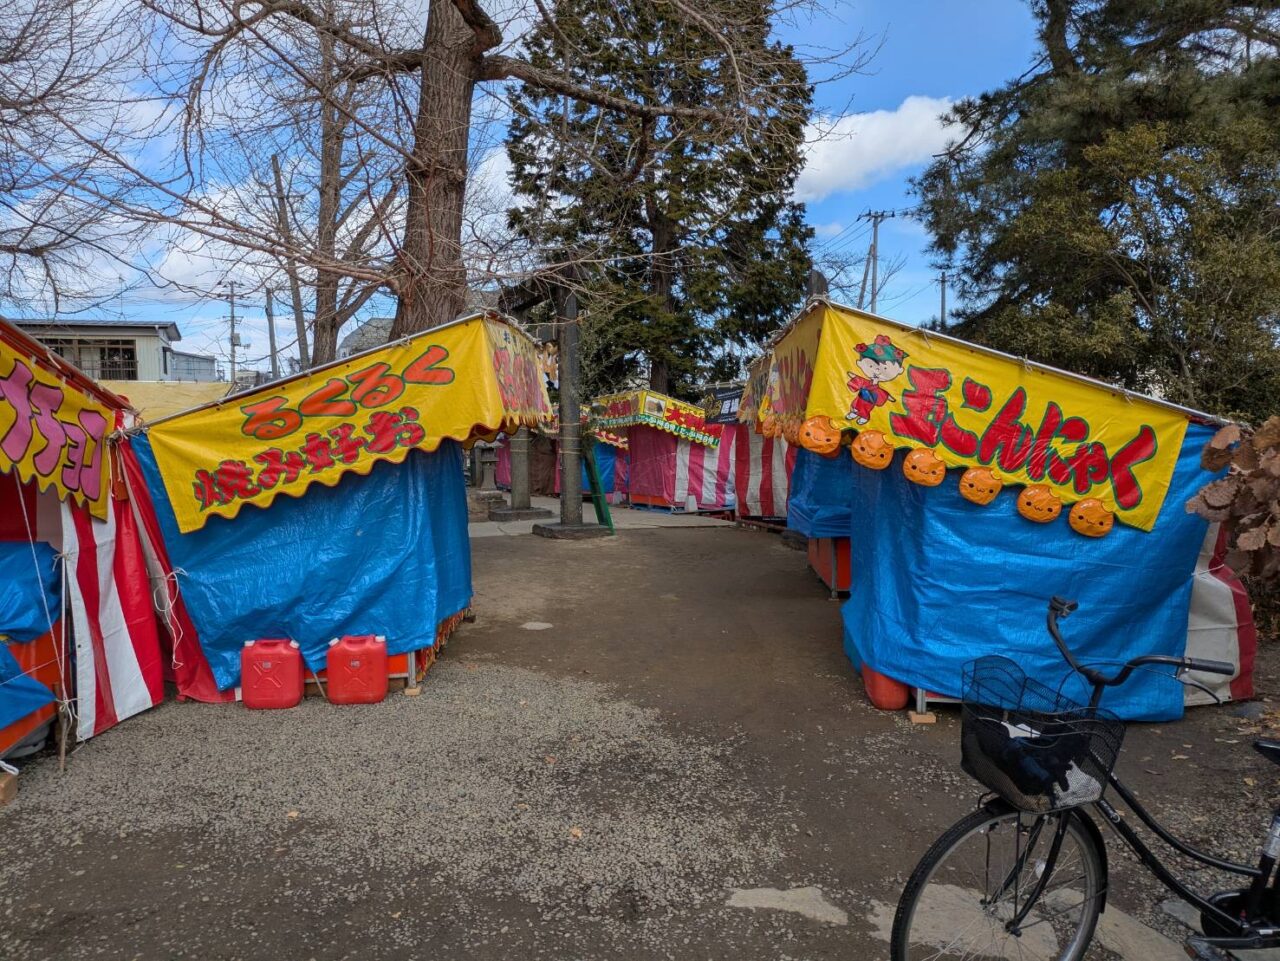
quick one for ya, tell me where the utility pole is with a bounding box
[227,281,239,386]
[264,288,281,380]
[857,209,897,313]
[939,271,948,329]
[532,272,608,540]
[271,154,311,369]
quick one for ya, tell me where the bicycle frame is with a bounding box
[1087,771,1280,951]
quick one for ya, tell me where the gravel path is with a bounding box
[2,525,1275,960]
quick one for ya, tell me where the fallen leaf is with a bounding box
[1245,777,1257,787]
[286,810,300,819]
[544,755,557,765]
[569,826,583,839]
[391,911,401,919]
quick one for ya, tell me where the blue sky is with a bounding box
[788,0,1038,324]
[104,1,1039,375]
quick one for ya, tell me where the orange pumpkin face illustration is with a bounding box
[782,418,803,446]
[1017,484,1062,523]
[760,414,780,439]
[800,416,842,456]
[958,466,1002,506]
[902,448,946,487]
[850,430,892,470]
[1068,498,1114,537]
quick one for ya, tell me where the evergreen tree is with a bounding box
[914,0,1280,422]
[506,0,813,398]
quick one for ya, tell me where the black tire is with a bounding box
[890,805,1105,961]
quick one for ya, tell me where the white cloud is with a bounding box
[795,96,954,203]
[812,221,846,238]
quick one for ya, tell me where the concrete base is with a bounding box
[531,522,612,540]
[489,506,554,522]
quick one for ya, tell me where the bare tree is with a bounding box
[124,0,856,347]
[0,0,146,312]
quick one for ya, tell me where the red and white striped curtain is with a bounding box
[59,495,165,739]
[730,426,795,519]
[673,437,736,510]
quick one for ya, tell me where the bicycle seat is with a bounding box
[1254,739,1280,766]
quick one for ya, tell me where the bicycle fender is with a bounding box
[979,798,1109,914]
[1070,808,1109,914]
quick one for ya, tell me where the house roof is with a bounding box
[8,317,182,341]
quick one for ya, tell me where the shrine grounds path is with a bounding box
[3,512,1278,960]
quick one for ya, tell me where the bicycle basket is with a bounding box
[960,655,1125,813]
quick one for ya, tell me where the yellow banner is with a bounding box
[592,390,720,446]
[147,316,551,532]
[739,354,773,423]
[775,303,1189,531]
[0,336,113,518]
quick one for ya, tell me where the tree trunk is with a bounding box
[390,2,477,338]
[311,36,344,365]
[647,195,677,395]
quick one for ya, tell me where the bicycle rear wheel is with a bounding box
[891,806,1105,961]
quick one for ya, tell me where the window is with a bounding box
[39,337,138,380]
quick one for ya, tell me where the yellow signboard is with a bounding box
[771,303,1189,532]
[146,316,552,532]
[591,390,720,446]
[0,335,113,518]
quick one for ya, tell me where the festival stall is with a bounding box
[704,384,794,521]
[121,313,552,697]
[592,389,732,511]
[495,427,631,503]
[755,299,1256,721]
[741,351,841,580]
[0,321,166,757]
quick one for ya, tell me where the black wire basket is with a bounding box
[960,655,1125,813]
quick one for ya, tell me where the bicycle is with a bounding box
[890,596,1280,961]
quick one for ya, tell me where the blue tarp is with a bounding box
[587,442,622,493]
[0,644,55,731]
[130,435,472,691]
[0,542,60,643]
[842,423,1218,721]
[787,449,853,538]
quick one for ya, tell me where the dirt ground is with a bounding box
[2,522,1278,960]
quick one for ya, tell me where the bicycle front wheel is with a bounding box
[891,805,1105,961]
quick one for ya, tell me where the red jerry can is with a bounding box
[326,635,388,705]
[241,639,304,709]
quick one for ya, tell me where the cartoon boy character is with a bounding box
[846,334,907,424]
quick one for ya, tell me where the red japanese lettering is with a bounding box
[961,378,992,411]
[327,423,364,464]
[348,362,404,408]
[889,367,951,446]
[0,360,35,462]
[1025,403,1064,482]
[213,459,259,499]
[29,382,67,475]
[364,407,425,453]
[1067,442,1110,494]
[978,389,1035,473]
[404,345,454,385]
[301,432,335,472]
[71,410,108,502]
[241,396,302,440]
[1110,425,1157,510]
[192,469,231,510]
[299,378,357,418]
[253,448,307,489]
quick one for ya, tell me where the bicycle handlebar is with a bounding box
[1046,596,1235,699]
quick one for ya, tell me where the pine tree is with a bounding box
[914,0,1280,423]
[506,0,813,398]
